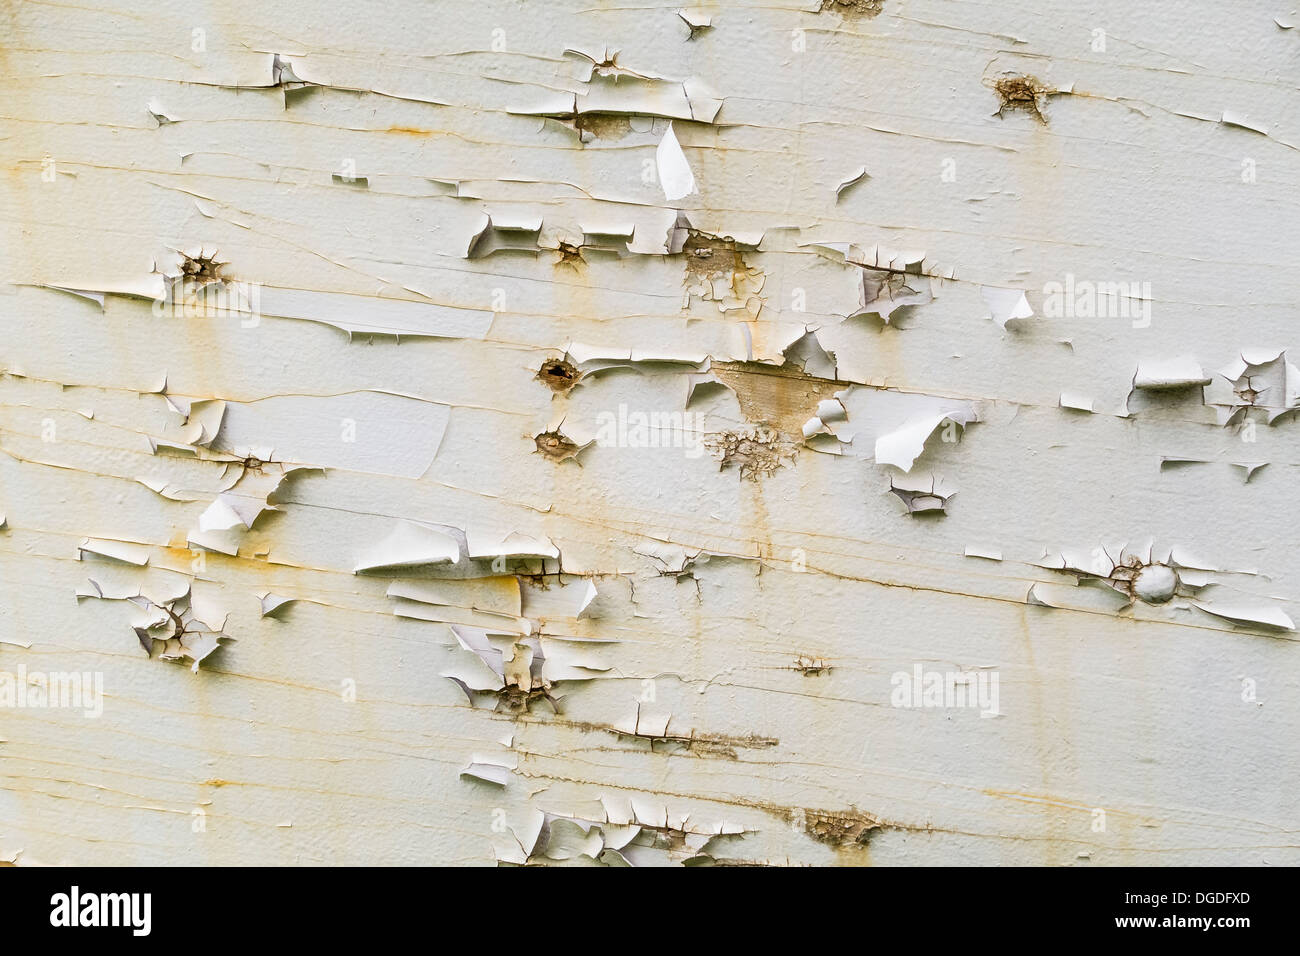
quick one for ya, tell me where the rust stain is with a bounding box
[711,361,841,435]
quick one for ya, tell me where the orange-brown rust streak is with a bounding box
[711,361,842,435]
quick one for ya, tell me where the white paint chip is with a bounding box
[656,123,696,201]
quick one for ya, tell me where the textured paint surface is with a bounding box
[1,0,1298,865]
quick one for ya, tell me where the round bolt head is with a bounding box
[1133,564,1178,604]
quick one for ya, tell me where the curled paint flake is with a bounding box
[128,588,233,672]
[889,475,954,515]
[657,123,696,201]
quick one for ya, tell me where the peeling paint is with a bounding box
[1,0,1297,868]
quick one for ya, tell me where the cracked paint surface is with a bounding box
[0,0,1298,866]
